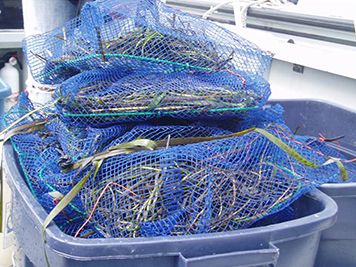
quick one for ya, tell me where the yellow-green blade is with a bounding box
[254,128,318,168]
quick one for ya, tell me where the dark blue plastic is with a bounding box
[269,99,356,151]
[0,78,11,114]
[270,99,356,267]
[4,142,337,267]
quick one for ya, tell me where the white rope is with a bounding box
[240,0,293,27]
[202,0,232,19]
[202,0,293,28]
[240,0,268,27]
[232,0,243,28]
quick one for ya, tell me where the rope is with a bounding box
[202,1,232,19]
[240,0,293,27]
[202,0,293,28]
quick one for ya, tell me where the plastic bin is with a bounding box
[4,142,337,267]
[269,99,356,267]
[0,78,12,267]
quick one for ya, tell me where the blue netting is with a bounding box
[53,66,270,126]
[235,104,285,130]
[24,0,272,84]
[8,0,355,240]
[2,100,101,237]
[3,95,355,239]
[47,119,128,161]
[294,135,356,183]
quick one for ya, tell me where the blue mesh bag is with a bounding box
[3,96,355,238]
[1,96,102,237]
[236,104,286,130]
[2,95,235,238]
[23,0,272,84]
[72,123,354,238]
[55,67,270,126]
[195,104,285,133]
[47,119,128,161]
[11,0,355,240]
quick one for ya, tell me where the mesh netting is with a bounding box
[236,104,286,130]
[54,67,270,126]
[3,95,355,239]
[9,0,355,240]
[23,0,272,84]
[2,95,100,237]
[47,119,128,161]
[77,124,355,238]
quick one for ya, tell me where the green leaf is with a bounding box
[42,160,103,267]
[1,120,46,143]
[109,138,157,151]
[336,160,349,182]
[155,128,256,147]
[0,99,58,138]
[146,92,167,110]
[254,128,318,168]
[65,139,157,172]
[323,157,349,182]
[42,160,103,231]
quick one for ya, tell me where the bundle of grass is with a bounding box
[56,68,270,126]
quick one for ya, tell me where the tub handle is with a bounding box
[178,244,279,267]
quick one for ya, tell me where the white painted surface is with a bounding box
[22,0,77,36]
[269,59,356,112]
[0,236,12,267]
[222,24,356,80]
[297,0,356,20]
[0,31,24,49]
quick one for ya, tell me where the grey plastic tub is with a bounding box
[270,99,356,267]
[4,142,337,267]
